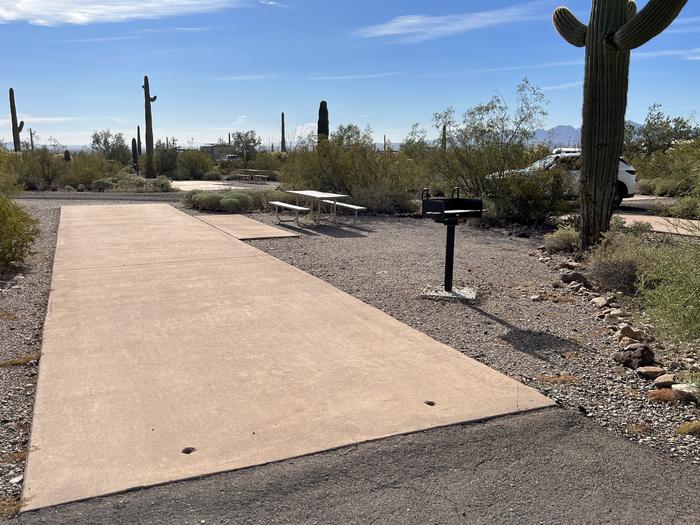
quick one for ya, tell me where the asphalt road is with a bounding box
[15,408,699,525]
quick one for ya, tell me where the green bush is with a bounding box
[487,169,571,225]
[5,148,68,190]
[154,144,178,178]
[668,196,700,220]
[636,179,655,195]
[280,139,429,214]
[203,170,222,181]
[59,152,114,189]
[193,192,222,211]
[175,150,214,180]
[588,230,700,341]
[92,179,113,192]
[544,227,579,253]
[0,196,39,274]
[183,189,284,213]
[153,176,173,193]
[220,197,241,213]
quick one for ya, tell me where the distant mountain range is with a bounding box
[534,122,642,147]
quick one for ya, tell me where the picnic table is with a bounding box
[286,190,348,223]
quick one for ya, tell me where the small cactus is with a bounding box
[132,138,140,174]
[142,75,157,178]
[9,88,24,152]
[553,0,687,248]
[317,101,329,141]
[281,112,287,153]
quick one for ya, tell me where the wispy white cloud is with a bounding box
[309,72,403,81]
[354,1,546,43]
[221,74,275,81]
[541,81,582,91]
[258,0,288,7]
[634,47,700,60]
[0,115,83,125]
[0,1,254,26]
[55,35,141,43]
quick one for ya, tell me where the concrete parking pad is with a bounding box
[197,214,299,240]
[23,204,552,511]
[618,213,700,237]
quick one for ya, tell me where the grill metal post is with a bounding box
[444,221,456,292]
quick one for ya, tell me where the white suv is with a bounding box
[527,148,637,207]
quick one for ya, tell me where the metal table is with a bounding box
[286,190,348,224]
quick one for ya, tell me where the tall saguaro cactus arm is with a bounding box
[553,7,587,47]
[9,88,24,152]
[613,0,687,50]
[142,75,157,178]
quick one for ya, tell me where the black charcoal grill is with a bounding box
[421,188,483,293]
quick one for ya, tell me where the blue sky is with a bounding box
[1,0,699,146]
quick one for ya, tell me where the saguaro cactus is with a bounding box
[441,125,447,151]
[137,126,142,156]
[281,112,287,152]
[553,0,686,248]
[317,101,329,142]
[142,75,157,178]
[29,128,35,151]
[9,88,24,152]
[132,138,140,174]
[64,150,72,162]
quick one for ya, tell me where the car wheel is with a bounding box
[613,183,625,208]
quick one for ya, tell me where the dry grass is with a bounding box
[647,389,690,404]
[626,422,652,435]
[0,307,16,321]
[0,497,21,519]
[0,352,40,368]
[676,421,700,436]
[535,374,578,385]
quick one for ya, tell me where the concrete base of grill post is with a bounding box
[421,285,477,302]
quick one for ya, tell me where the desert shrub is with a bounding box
[5,148,68,190]
[59,152,114,189]
[544,226,579,253]
[183,189,285,213]
[247,152,282,177]
[0,196,39,274]
[280,138,429,214]
[0,152,20,194]
[626,221,653,235]
[668,196,700,220]
[193,192,222,211]
[487,169,571,225]
[181,190,198,208]
[588,230,700,341]
[652,178,683,196]
[588,232,650,294]
[153,176,172,193]
[220,197,241,213]
[636,179,655,195]
[638,239,700,341]
[203,170,222,181]
[175,150,214,180]
[154,144,178,178]
[92,179,114,192]
[64,185,75,192]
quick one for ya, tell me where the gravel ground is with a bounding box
[1,201,697,518]
[245,212,699,464]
